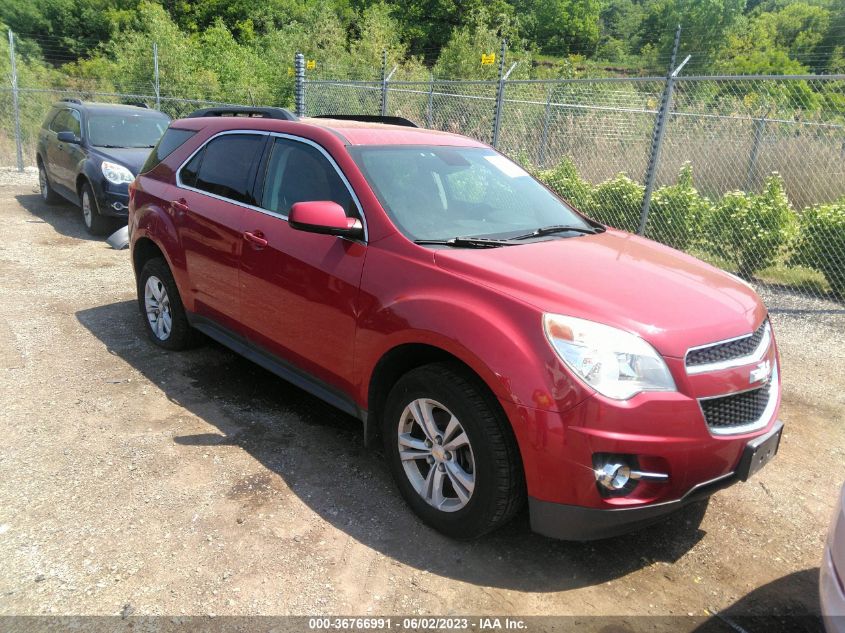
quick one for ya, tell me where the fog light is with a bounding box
[596,463,631,491]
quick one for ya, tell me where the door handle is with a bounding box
[171,199,189,214]
[243,230,268,249]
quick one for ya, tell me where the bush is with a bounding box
[790,198,845,298]
[537,157,593,212]
[706,174,796,277]
[647,163,713,251]
[590,174,644,233]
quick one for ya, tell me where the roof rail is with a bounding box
[313,114,419,128]
[122,101,149,108]
[60,98,83,104]
[187,106,298,121]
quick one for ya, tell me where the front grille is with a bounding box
[686,320,768,368]
[700,374,774,432]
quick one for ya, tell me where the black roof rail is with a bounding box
[122,100,149,108]
[60,98,83,105]
[313,114,419,128]
[187,106,298,121]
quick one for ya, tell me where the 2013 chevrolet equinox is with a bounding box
[128,107,783,541]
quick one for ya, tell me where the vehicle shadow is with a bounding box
[77,299,712,593]
[691,568,822,633]
[16,193,111,243]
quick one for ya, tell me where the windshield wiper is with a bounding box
[512,224,604,240]
[414,236,516,248]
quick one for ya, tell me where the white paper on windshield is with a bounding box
[484,154,530,178]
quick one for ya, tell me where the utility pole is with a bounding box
[153,42,160,110]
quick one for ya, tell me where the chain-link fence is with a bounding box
[303,71,845,311]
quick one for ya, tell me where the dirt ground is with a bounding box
[0,181,843,631]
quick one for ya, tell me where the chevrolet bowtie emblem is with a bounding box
[750,359,771,384]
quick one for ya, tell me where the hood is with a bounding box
[434,230,767,358]
[90,146,153,176]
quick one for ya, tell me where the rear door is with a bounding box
[46,109,82,194]
[238,134,367,396]
[175,131,267,332]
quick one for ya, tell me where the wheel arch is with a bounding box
[364,343,509,449]
[132,236,166,276]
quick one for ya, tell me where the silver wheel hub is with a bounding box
[82,191,92,226]
[144,276,173,341]
[398,398,475,512]
[39,168,48,199]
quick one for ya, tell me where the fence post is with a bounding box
[294,52,305,117]
[426,73,434,128]
[8,30,24,172]
[153,42,160,110]
[638,25,683,236]
[746,115,767,190]
[538,83,554,167]
[380,49,388,116]
[491,39,507,148]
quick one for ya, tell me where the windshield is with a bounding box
[350,146,592,242]
[87,112,170,148]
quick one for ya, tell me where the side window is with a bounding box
[142,127,196,173]
[180,148,204,188]
[43,108,60,130]
[67,110,82,137]
[189,134,264,204]
[260,138,354,217]
[49,110,71,133]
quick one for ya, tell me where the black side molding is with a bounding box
[187,106,298,121]
[186,313,363,421]
[313,114,419,128]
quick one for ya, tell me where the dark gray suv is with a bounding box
[36,99,169,235]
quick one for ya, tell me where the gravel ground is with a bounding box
[0,183,843,631]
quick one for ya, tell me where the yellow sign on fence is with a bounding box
[306,59,316,70]
[481,53,496,66]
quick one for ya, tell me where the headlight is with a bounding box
[543,314,676,400]
[101,161,134,185]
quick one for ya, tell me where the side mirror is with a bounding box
[57,131,81,144]
[289,201,363,240]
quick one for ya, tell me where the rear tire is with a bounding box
[38,162,61,204]
[137,258,198,350]
[382,362,525,539]
[80,181,111,236]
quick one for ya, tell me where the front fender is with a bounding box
[353,246,589,414]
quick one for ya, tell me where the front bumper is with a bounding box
[528,419,783,541]
[92,179,130,218]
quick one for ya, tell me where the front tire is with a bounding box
[137,258,197,350]
[382,362,525,539]
[80,181,111,236]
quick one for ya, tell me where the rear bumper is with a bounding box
[529,470,736,541]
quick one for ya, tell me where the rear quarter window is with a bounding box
[141,127,197,173]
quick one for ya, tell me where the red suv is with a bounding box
[129,107,783,540]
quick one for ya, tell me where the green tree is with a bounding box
[521,0,601,55]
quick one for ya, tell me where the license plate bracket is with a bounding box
[737,420,783,482]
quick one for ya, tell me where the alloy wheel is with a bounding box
[144,275,173,341]
[82,190,93,228]
[39,167,48,201]
[397,398,476,512]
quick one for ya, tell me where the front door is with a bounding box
[238,135,367,396]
